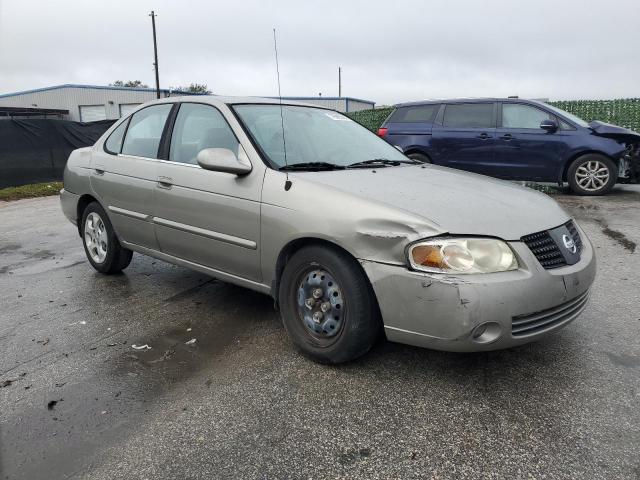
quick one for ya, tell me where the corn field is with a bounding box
[346,98,640,133]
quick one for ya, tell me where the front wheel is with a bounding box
[278,245,381,364]
[81,202,133,274]
[567,154,617,195]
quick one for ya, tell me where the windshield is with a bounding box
[233,104,407,168]
[541,103,590,128]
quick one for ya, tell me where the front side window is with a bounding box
[233,105,407,168]
[169,103,240,165]
[502,104,552,129]
[104,120,128,154]
[443,103,494,128]
[388,104,439,123]
[121,104,172,159]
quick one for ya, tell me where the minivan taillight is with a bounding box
[377,127,388,137]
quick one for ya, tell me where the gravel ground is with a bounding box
[0,186,638,480]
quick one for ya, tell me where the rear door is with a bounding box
[430,102,497,174]
[153,102,262,282]
[494,102,571,180]
[90,103,173,249]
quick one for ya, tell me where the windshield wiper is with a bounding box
[279,162,345,171]
[347,158,421,168]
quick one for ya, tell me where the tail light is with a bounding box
[377,127,388,137]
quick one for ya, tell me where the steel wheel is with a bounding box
[296,268,345,342]
[574,159,610,192]
[84,212,108,264]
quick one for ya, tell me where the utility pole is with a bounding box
[149,11,160,99]
[338,67,342,97]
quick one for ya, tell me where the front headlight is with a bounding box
[407,237,518,274]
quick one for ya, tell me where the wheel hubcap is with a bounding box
[297,268,344,338]
[84,212,108,263]
[575,160,609,192]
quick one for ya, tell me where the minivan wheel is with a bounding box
[567,154,617,195]
[81,202,133,274]
[407,152,431,163]
[278,245,381,364]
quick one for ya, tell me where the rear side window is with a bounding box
[443,103,494,128]
[388,104,439,123]
[104,120,128,154]
[502,103,552,129]
[169,103,240,165]
[121,104,173,159]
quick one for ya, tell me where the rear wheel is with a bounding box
[81,202,133,274]
[407,152,432,164]
[567,154,617,195]
[278,245,381,364]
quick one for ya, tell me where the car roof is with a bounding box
[143,95,330,110]
[394,98,546,107]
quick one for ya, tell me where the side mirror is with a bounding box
[540,119,559,132]
[196,148,252,175]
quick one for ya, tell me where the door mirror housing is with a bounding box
[196,148,252,175]
[540,119,559,132]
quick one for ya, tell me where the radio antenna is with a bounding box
[273,28,291,190]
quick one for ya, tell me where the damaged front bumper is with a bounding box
[361,233,596,352]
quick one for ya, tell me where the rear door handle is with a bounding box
[93,165,105,175]
[500,134,513,141]
[477,133,491,140]
[157,176,173,189]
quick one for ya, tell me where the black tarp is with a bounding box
[0,119,115,188]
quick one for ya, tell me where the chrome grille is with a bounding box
[521,220,582,269]
[511,290,590,337]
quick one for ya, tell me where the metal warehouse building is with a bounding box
[278,96,375,112]
[0,84,184,122]
[0,84,375,122]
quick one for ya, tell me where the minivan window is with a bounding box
[234,105,407,168]
[388,104,439,123]
[443,103,494,128]
[104,120,128,154]
[502,103,552,129]
[170,103,240,165]
[121,104,172,159]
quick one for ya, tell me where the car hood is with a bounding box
[589,120,640,143]
[299,165,570,240]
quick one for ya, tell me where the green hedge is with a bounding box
[347,99,640,133]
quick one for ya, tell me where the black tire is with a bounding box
[567,154,617,196]
[278,245,381,364]
[80,201,133,274]
[407,152,432,163]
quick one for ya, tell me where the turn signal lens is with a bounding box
[408,238,518,274]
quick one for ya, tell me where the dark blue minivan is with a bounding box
[378,98,639,195]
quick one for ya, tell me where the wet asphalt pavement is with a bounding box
[0,186,639,480]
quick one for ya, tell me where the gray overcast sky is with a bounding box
[0,0,638,105]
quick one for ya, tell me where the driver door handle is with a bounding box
[477,133,491,140]
[500,134,513,141]
[157,176,173,189]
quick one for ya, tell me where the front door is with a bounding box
[153,102,262,282]
[90,103,173,249]
[494,102,570,181]
[430,102,497,175]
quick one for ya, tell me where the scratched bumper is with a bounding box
[59,188,80,226]
[361,233,596,353]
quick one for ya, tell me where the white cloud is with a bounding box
[0,0,638,105]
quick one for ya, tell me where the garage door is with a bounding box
[119,103,141,118]
[79,105,106,122]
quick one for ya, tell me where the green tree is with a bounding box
[110,80,149,88]
[172,83,212,94]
